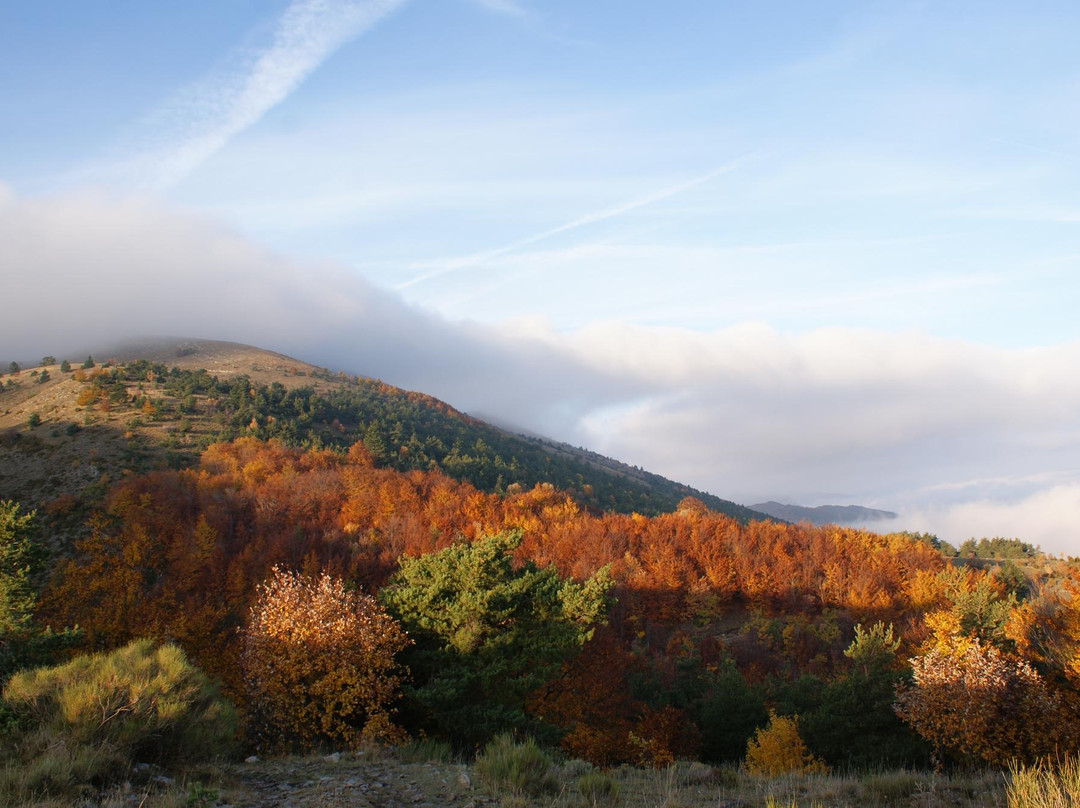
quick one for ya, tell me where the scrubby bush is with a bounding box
[475,734,558,796]
[0,639,236,800]
[860,770,923,804]
[395,736,457,763]
[577,770,621,806]
[561,758,596,778]
[744,711,828,777]
[242,567,410,752]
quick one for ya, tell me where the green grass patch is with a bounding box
[475,734,558,797]
[0,639,237,802]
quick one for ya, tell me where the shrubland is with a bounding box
[3,357,756,519]
[0,639,236,802]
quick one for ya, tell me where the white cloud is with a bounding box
[92,0,409,190]
[6,187,1080,554]
[0,188,636,438]
[883,486,1080,558]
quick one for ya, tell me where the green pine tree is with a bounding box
[380,531,611,747]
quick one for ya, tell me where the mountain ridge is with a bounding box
[751,500,897,526]
[0,337,767,524]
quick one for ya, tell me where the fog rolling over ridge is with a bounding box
[4,188,1080,555]
[4,3,1080,553]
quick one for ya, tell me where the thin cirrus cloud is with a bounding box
[89,0,410,190]
[952,205,1080,224]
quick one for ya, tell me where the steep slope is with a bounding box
[0,339,764,525]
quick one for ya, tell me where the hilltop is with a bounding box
[0,338,764,526]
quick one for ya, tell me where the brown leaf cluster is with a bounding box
[241,567,409,752]
[895,639,1076,766]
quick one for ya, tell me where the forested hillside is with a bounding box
[26,437,1079,771]
[0,348,761,523]
[4,349,1080,806]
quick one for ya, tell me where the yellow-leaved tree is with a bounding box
[744,711,828,776]
[895,569,1080,767]
[242,567,410,752]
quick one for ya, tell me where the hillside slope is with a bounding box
[0,338,764,523]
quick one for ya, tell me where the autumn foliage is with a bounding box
[744,711,827,776]
[242,567,409,751]
[894,639,1074,766]
[39,436,1080,766]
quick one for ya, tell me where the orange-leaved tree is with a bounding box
[242,567,410,752]
[894,638,1074,766]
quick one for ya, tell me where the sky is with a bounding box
[2,1,1080,552]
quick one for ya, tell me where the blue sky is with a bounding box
[3,1,1080,551]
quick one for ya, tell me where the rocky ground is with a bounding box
[222,753,478,808]
[96,750,1007,808]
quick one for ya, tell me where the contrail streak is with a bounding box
[107,0,409,190]
[986,136,1078,164]
[396,152,761,290]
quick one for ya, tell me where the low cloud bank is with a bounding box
[0,185,640,438]
[878,485,1080,557]
[4,186,1080,554]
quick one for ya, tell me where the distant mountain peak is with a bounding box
[751,501,897,527]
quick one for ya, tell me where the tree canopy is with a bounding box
[0,502,77,679]
[379,531,611,747]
